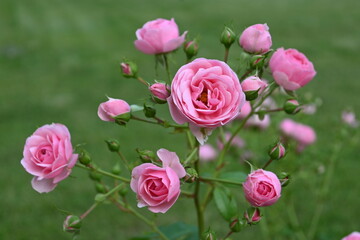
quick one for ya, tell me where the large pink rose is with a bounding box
[134,18,187,55]
[168,58,245,144]
[243,169,282,207]
[269,48,316,90]
[130,148,186,213]
[342,232,360,240]
[21,123,78,193]
[280,118,316,152]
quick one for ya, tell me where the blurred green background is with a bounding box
[1,0,360,239]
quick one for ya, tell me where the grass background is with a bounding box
[1,0,360,239]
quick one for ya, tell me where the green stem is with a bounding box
[224,47,230,63]
[117,151,130,172]
[80,202,99,219]
[199,176,243,186]
[163,54,171,84]
[136,76,149,87]
[131,116,188,129]
[183,147,199,166]
[76,163,130,183]
[193,145,204,238]
[186,129,196,149]
[262,158,274,169]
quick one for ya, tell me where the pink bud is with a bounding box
[269,142,286,160]
[97,98,131,122]
[244,207,262,224]
[120,61,137,78]
[239,24,272,54]
[149,83,170,103]
[241,76,267,94]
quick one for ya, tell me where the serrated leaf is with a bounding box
[213,187,238,221]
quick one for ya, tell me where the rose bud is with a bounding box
[202,228,217,240]
[105,139,120,152]
[136,149,157,163]
[229,217,247,232]
[130,149,186,213]
[111,163,121,175]
[268,142,286,160]
[20,123,78,193]
[220,26,236,48]
[184,167,198,183]
[168,58,246,144]
[244,207,262,225]
[239,24,272,54]
[143,102,156,118]
[120,61,138,78]
[269,48,316,90]
[89,171,102,182]
[95,182,107,193]
[149,82,170,104]
[284,99,301,114]
[243,169,282,207]
[184,39,199,60]
[98,98,131,124]
[342,110,359,128]
[241,76,268,100]
[278,172,291,187]
[199,144,218,162]
[134,18,187,55]
[78,149,91,165]
[342,232,360,240]
[63,215,82,233]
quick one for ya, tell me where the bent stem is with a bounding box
[75,163,130,183]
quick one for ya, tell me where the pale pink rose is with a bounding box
[199,144,218,162]
[21,123,78,193]
[246,114,271,130]
[342,232,360,240]
[241,76,268,94]
[239,24,272,54]
[217,132,245,150]
[280,119,316,152]
[130,148,186,213]
[342,111,359,128]
[134,18,187,55]
[269,48,316,90]
[237,101,252,119]
[97,98,130,122]
[243,169,282,207]
[149,83,170,101]
[168,58,245,144]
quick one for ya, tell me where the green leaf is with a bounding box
[213,186,238,221]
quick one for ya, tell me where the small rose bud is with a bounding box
[63,215,82,233]
[111,163,121,175]
[105,139,120,152]
[78,149,91,165]
[184,167,198,183]
[241,76,268,101]
[143,102,156,118]
[120,61,138,78]
[98,98,131,123]
[250,55,266,69]
[95,182,107,193]
[220,26,236,48]
[149,83,170,104]
[136,149,156,163]
[202,227,217,240]
[284,99,301,114]
[239,24,272,54]
[89,171,102,182]
[229,217,247,232]
[184,39,199,59]
[244,207,261,225]
[278,172,290,187]
[268,142,286,160]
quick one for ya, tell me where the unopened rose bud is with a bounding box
[111,163,121,175]
[250,55,266,69]
[136,149,156,163]
[95,182,107,193]
[239,24,272,54]
[89,171,102,182]
[244,207,261,225]
[220,26,236,48]
[78,149,91,165]
[120,61,138,78]
[149,83,170,104]
[184,167,198,183]
[202,228,217,240]
[229,217,247,232]
[63,215,82,233]
[278,172,290,187]
[268,142,286,160]
[241,76,268,101]
[98,98,131,124]
[105,139,120,152]
[143,103,156,118]
[184,39,199,59]
[284,99,301,114]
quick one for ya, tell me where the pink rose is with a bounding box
[134,18,187,55]
[130,148,186,213]
[269,48,316,90]
[243,169,281,207]
[199,144,218,162]
[21,123,78,193]
[342,232,360,240]
[239,24,272,54]
[149,83,170,102]
[97,98,131,122]
[168,58,246,144]
[280,119,316,152]
[237,101,252,119]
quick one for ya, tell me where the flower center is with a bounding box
[198,91,208,105]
